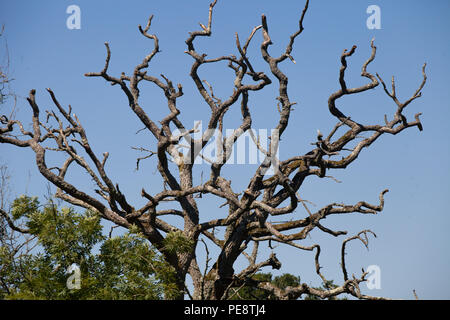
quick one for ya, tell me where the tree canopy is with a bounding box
[0,195,178,299]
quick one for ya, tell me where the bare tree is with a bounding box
[0,25,17,116]
[0,0,426,300]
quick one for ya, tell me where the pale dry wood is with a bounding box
[0,0,426,300]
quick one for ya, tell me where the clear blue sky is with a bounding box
[1,0,449,299]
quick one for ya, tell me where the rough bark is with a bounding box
[0,0,427,300]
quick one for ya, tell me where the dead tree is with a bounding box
[0,0,426,300]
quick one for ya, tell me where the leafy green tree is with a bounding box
[229,272,301,300]
[228,273,348,300]
[0,195,179,299]
[272,273,302,292]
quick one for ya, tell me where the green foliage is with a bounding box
[11,195,39,220]
[163,230,194,254]
[272,273,301,290]
[230,273,345,300]
[97,233,178,299]
[230,273,273,300]
[230,272,301,300]
[0,196,178,300]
